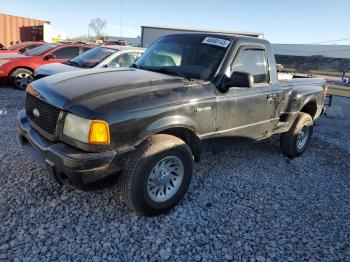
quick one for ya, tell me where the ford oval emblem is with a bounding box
[33,108,40,118]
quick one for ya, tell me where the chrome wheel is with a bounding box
[14,72,33,90]
[296,125,309,150]
[147,156,184,203]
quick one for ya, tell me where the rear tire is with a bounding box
[119,134,193,216]
[9,68,33,90]
[280,112,313,158]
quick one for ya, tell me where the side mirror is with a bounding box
[43,54,57,60]
[276,64,283,71]
[18,48,28,54]
[222,71,254,89]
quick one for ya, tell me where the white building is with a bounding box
[140,25,350,59]
[43,22,66,42]
[140,25,263,48]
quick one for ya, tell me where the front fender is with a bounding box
[9,64,35,75]
[134,115,198,146]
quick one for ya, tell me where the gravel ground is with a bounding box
[0,87,349,262]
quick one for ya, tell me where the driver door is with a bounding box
[215,46,282,139]
[47,46,81,63]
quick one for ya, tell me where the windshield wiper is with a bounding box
[131,63,141,69]
[153,68,193,81]
[67,60,81,67]
[131,64,193,81]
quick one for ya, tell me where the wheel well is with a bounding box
[7,67,35,85]
[157,127,201,162]
[300,100,318,119]
[9,67,34,77]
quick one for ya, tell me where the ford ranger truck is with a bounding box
[17,34,325,216]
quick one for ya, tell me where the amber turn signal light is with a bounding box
[88,120,110,144]
[26,84,39,96]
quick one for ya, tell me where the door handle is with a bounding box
[267,94,277,101]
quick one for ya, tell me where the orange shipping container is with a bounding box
[0,13,46,47]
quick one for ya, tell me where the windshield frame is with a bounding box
[25,43,58,56]
[135,34,233,81]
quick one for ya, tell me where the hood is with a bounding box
[0,53,26,59]
[35,63,80,76]
[31,68,196,119]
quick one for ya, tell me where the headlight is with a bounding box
[0,60,9,67]
[63,113,110,144]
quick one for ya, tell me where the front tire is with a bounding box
[280,112,313,158]
[9,68,33,90]
[119,134,193,216]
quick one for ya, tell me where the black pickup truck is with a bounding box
[18,34,325,215]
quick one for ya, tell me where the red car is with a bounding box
[0,42,93,89]
[0,41,46,54]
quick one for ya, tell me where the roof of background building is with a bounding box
[106,36,141,46]
[0,13,50,23]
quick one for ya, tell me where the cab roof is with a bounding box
[160,33,269,46]
[101,45,145,51]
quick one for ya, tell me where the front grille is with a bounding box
[25,93,61,135]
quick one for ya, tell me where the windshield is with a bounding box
[135,34,231,80]
[69,47,116,68]
[26,43,57,56]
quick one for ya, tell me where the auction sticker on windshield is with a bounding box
[202,37,230,48]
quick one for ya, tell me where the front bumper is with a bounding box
[17,110,128,189]
[0,70,7,86]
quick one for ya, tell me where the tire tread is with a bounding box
[280,112,313,158]
[119,134,190,215]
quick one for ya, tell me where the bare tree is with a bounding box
[89,18,107,40]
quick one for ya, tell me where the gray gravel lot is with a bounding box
[0,87,349,261]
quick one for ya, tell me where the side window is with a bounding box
[231,49,269,84]
[111,52,142,68]
[52,46,80,59]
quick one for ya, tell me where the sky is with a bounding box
[1,0,350,44]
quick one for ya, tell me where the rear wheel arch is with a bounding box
[300,99,318,119]
[9,66,35,77]
[8,66,35,88]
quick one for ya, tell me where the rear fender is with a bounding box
[285,85,323,114]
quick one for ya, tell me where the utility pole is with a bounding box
[120,0,123,37]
